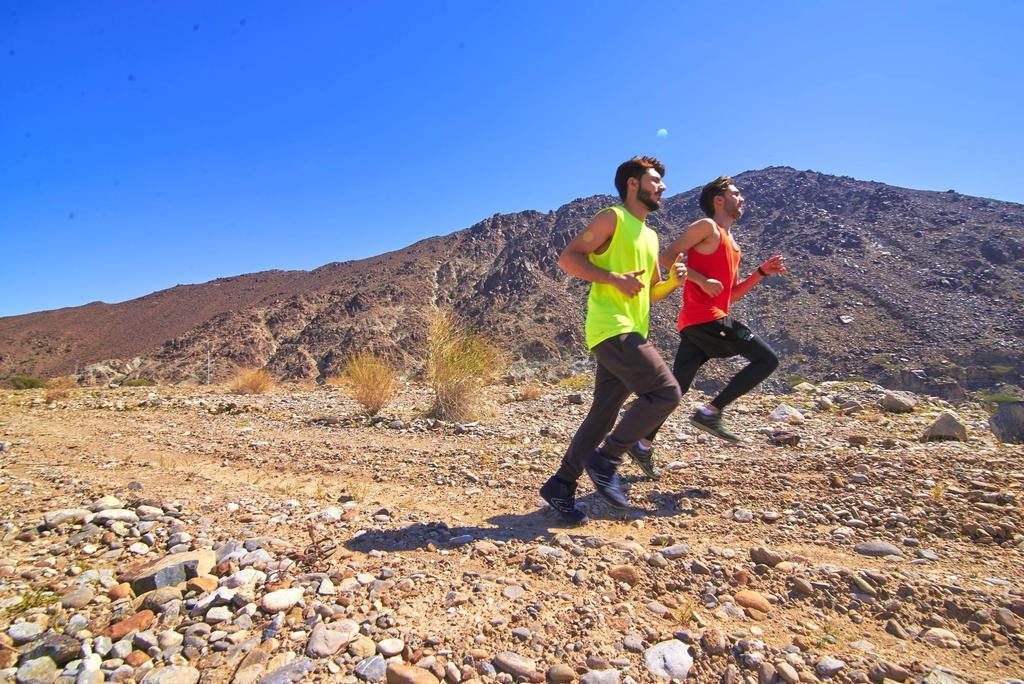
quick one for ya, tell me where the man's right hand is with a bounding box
[698,278,724,296]
[610,270,645,298]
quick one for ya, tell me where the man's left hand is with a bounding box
[667,253,687,285]
[761,254,786,275]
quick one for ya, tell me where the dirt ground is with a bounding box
[1,381,1022,682]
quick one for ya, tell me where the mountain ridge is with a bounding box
[2,166,1021,399]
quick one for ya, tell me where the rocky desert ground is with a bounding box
[0,378,1022,683]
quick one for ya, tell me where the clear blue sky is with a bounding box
[2,1,1022,317]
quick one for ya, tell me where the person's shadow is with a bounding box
[342,481,707,554]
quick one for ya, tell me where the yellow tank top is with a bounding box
[584,206,659,349]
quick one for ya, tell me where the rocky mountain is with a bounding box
[1,167,1021,398]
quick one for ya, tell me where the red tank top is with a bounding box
[678,225,741,330]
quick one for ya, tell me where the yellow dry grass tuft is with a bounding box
[512,383,544,402]
[229,368,275,395]
[426,309,505,422]
[558,373,592,392]
[341,351,399,416]
[45,376,79,403]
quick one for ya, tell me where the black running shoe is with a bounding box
[627,442,660,480]
[540,476,589,525]
[583,449,628,509]
[689,409,741,442]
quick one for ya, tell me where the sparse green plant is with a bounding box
[867,353,899,370]
[558,373,592,392]
[929,483,946,500]
[341,351,399,416]
[122,378,156,387]
[785,373,812,389]
[425,310,505,421]
[9,376,44,390]
[671,598,697,625]
[983,391,1022,404]
[4,588,56,616]
[349,482,370,504]
[990,364,1014,376]
[229,368,275,395]
[817,622,839,646]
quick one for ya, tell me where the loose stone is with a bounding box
[643,639,693,680]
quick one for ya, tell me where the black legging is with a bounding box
[646,319,779,441]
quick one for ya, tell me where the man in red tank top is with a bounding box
[629,176,786,455]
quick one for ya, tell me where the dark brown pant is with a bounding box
[555,332,681,483]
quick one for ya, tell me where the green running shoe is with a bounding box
[689,409,741,442]
[627,442,660,480]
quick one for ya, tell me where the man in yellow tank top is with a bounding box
[540,156,687,523]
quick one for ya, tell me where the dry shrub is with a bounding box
[229,368,275,394]
[558,373,592,392]
[426,310,505,421]
[343,351,399,416]
[45,376,78,403]
[513,383,544,402]
[324,374,347,388]
[288,379,319,392]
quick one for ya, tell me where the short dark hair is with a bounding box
[614,156,665,201]
[699,176,734,217]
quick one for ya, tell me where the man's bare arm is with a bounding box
[729,254,787,302]
[658,218,715,269]
[659,219,723,296]
[558,210,645,298]
[650,253,686,302]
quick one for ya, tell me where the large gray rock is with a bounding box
[643,640,693,680]
[355,655,387,682]
[660,544,690,559]
[8,623,44,645]
[921,628,960,649]
[816,656,846,677]
[990,401,1024,443]
[61,587,95,610]
[260,587,304,614]
[921,410,967,442]
[493,652,536,679]
[257,658,314,684]
[921,668,969,683]
[306,623,352,658]
[854,540,903,558]
[580,671,620,684]
[43,509,93,529]
[749,546,784,567]
[92,509,139,525]
[881,390,917,413]
[120,551,216,595]
[15,656,58,684]
[25,633,82,666]
[139,667,201,684]
[898,370,965,401]
[768,403,804,424]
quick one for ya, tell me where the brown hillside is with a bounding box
[2,167,1021,399]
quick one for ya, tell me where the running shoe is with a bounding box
[583,449,628,509]
[540,476,589,525]
[690,409,741,442]
[627,442,660,480]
